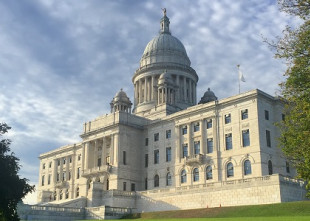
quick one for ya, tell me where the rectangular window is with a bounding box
[145,138,148,146]
[145,178,148,190]
[63,158,66,165]
[182,144,188,158]
[286,161,290,173]
[78,154,81,161]
[131,183,136,191]
[242,129,250,147]
[225,133,233,150]
[207,138,213,153]
[154,133,159,142]
[41,175,45,186]
[154,150,159,164]
[166,130,171,139]
[48,174,51,185]
[182,126,188,135]
[123,182,127,191]
[62,172,66,181]
[265,110,269,120]
[123,151,126,165]
[145,154,148,168]
[68,171,71,181]
[166,147,171,162]
[266,130,271,147]
[241,109,248,120]
[225,114,231,124]
[57,159,60,166]
[193,122,200,132]
[49,162,52,168]
[194,141,200,155]
[207,119,212,129]
[42,163,46,170]
[98,158,102,167]
[69,157,72,163]
[77,168,80,179]
[57,173,60,182]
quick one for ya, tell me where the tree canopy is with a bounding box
[276,0,310,196]
[0,123,35,221]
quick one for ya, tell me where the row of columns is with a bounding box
[158,87,175,105]
[134,75,197,106]
[175,118,218,162]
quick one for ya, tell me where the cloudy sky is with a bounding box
[0,0,298,203]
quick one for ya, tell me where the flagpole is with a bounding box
[237,64,240,94]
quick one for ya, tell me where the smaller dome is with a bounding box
[158,71,174,85]
[199,88,217,104]
[112,89,131,103]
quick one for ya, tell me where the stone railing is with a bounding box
[104,189,136,198]
[82,165,111,177]
[55,181,68,188]
[185,154,203,165]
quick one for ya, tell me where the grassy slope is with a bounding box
[124,201,310,219]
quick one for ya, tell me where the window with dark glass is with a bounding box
[65,190,69,199]
[225,133,233,150]
[78,154,81,161]
[59,190,63,200]
[57,173,60,182]
[145,178,148,190]
[131,183,136,191]
[242,129,250,147]
[181,170,187,183]
[41,175,45,186]
[154,133,159,142]
[182,126,188,135]
[227,162,234,177]
[166,130,171,139]
[145,154,148,167]
[166,172,172,186]
[57,159,60,166]
[241,109,248,120]
[123,182,127,191]
[69,157,72,163]
[49,162,52,168]
[194,141,200,155]
[42,163,46,170]
[268,160,273,175]
[123,151,126,165]
[77,167,80,179]
[207,138,213,153]
[62,172,66,181]
[266,130,271,147]
[145,138,148,146]
[244,160,252,175]
[182,144,188,158]
[154,150,159,164]
[286,161,290,173]
[193,122,200,132]
[225,114,231,124]
[154,175,159,187]
[193,168,199,182]
[166,147,171,162]
[206,166,213,180]
[63,157,66,165]
[207,119,212,129]
[48,174,51,185]
[265,110,269,120]
[76,187,79,197]
[98,157,102,167]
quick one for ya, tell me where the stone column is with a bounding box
[94,140,97,168]
[200,120,206,154]
[134,83,137,105]
[102,137,106,165]
[193,83,197,104]
[113,134,119,165]
[187,123,192,156]
[189,79,192,104]
[139,79,142,103]
[183,77,187,102]
[148,77,152,101]
[175,125,181,163]
[176,75,180,102]
[53,159,57,183]
[144,77,147,102]
[151,76,155,101]
[85,142,90,170]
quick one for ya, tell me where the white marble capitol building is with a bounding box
[37,11,306,213]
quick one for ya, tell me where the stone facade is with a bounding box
[36,11,306,215]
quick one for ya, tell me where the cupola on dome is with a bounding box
[199,88,218,104]
[139,11,191,68]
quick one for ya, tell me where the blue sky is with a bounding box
[0,1,298,203]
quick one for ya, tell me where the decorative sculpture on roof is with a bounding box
[162,8,167,16]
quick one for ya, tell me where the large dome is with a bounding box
[139,15,191,68]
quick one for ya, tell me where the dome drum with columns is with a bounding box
[132,11,198,119]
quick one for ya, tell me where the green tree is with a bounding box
[0,123,35,221]
[275,1,310,196]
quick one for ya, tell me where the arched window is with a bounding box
[193,168,199,182]
[181,169,187,183]
[59,190,63,200]
[244,160,252,175]
[227,162,234,177]
[206,166,213,180]
[65,189,69,199]
[76,187,79,197]
[154,174,159,187]
[166,172,172,186]
[53,191,57,200]
[268,160,273,175]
